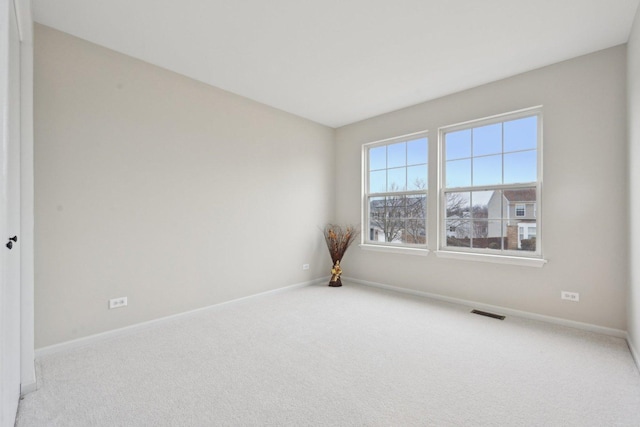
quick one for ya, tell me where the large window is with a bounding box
[364,132,428,247]
[440,108,541,257]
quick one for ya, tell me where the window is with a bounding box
[363,132,428,247]
[440,108,541,257]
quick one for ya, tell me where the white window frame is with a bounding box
[361,130,429,255]
[515,203,526,217]
[436,107,545,267]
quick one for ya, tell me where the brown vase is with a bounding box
[328,259,342,287]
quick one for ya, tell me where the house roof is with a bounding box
[503,189,536,202]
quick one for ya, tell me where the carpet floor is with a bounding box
[16,282,640,426]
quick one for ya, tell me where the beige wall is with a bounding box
[629,7,640,353]
[336,46,628,330]
[35,21,634,348]
[34,25,335,348]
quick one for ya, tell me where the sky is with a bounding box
[368,115,538,198]
[445,115,537,189]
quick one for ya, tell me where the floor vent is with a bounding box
[471,309,505,320]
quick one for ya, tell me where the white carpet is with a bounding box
[16,282,640,426]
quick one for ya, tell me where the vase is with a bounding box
[328,259,342,287]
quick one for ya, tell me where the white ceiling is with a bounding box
[33,0,640,128]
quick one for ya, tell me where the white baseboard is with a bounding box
[21,379,37,395]
[20,361,37,396]
[35,275,632,363]
[35,278,327,359]
[344,276,627,339]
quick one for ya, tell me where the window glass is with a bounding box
[407,138,428,165]
[364,133,428,247]
[473,123,502,156]
[473,155,502,186]
[387,168,406,191]
[370,146,386,170]
[504,151,537,184]
[504,116,537,152]
[387,142,406,168]
[446,129,471,160]
[369,170,386,193]
[407,165,427,191]
[441,110,540,257]
[446,159,471,188]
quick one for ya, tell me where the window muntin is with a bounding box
[444,115,537,188]
[364,132,428,247]
[440,109,541,257]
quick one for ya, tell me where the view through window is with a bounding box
[364,133,428,246]
[441,110,541,255]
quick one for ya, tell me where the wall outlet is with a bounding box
[302,264,310,270]
[561,291,579,302]
[109,296,128,309]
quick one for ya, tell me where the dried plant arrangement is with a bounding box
[323,224,359,287]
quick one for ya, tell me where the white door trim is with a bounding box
[15,0,35,396]
[0,0,24,423]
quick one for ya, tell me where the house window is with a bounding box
[364,132,428,247]
[440,108,541,256]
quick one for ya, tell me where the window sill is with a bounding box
[435,250,547,268]
[359,244,430,256]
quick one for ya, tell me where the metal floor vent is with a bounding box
[471,309,505,320]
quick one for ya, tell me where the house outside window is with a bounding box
[439,108,541,257]
[363,132,428,247]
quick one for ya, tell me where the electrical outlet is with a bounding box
[302,264,310,270]
[561,291,579,302]
[109,297,128,309]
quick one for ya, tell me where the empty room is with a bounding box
[3,0,640,425]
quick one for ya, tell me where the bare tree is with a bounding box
[444,192,469,239]
[369,193,404,243]
[445,192,469,218]
[404,180,427,243]
[369,184,492,245]
[471,204,489,238]
[369,179,426,244]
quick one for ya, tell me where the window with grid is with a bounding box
[440,109,541,256]
[364,132,428,247]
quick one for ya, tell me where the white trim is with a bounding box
[628,334,640,373]
[439,105,544,133]
[13,0,32,43]
[436,250,547,267]
[20,381,36,395]
[18,0,35,396]
[35,278,327,358]
[359,243,429,256]
[362,129,430,148]
[344,276,625,338]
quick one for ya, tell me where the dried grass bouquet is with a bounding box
[323,224,359,287]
